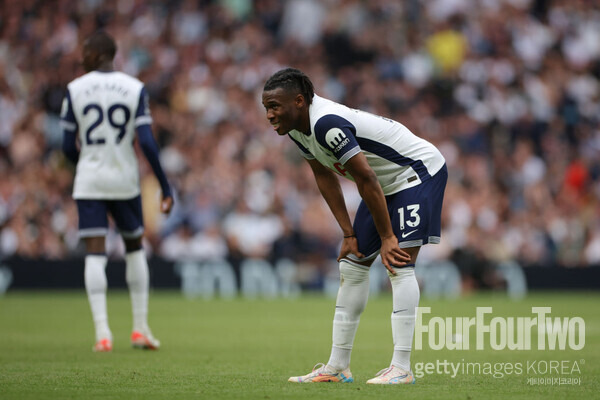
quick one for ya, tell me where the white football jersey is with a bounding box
[288,95,445,195]
[61,71,152,199]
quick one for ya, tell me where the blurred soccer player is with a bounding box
[262,68,447,384]
[61,31,173,352]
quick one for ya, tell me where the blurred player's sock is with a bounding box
[388,265,419,372]
[126,249,150,333]
[85,254,112,343]
[327,261,369,371]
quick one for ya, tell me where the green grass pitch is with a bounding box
[0,290,598,399]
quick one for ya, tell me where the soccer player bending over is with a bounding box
[262,68,447,384]
[61,31,173,352]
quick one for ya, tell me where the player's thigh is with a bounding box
[106,196,145,241]
[352,201,381,264]
[389,165,447,249]
[76,199,110,238]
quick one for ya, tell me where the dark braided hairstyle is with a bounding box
[263,68,315,105]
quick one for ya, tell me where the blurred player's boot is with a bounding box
[93,338,112,352]
[131,329,160,350]
[288,363,353,383]
[366,365,415,384]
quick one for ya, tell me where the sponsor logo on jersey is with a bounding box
[326,128,350,153]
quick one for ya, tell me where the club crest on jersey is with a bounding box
[326,128,350,153]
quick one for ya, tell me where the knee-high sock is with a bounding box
[126,249,150,333]
[389,266,419,371]
[327,260,370,371]
[85,254,111,341]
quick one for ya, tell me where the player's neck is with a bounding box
[95,61,114,72]
[298,111,311,135]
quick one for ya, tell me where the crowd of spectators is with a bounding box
[0,0,599,288]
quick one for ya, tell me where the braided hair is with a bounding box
[263,68,315,105]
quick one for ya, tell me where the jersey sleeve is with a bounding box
[288,135,315,160]
[60,89,79,164]
[135,86,153,127]
[137,125,172,198]
[60,89,78,133]
[313,114,360,164]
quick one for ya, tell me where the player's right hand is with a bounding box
[337,236,364,262]
[160,196,174,214]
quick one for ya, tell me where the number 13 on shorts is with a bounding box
[398,204,420,230]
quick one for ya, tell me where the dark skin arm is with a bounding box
[307,157,356,243]
[307,155,410,274]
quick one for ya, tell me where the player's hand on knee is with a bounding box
[337,236,364,262]
[380,236,411,274]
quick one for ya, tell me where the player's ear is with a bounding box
[294,93,305,108]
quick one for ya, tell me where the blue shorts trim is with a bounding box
[76,196,144,239]
[353,164,447,257]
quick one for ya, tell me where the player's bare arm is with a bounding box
[343,152,411,274]
[306,158,364,262]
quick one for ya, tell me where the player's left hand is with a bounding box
[160,196,174,214]
[379,235,411,275]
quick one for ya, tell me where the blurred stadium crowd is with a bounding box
[0,0,599,285]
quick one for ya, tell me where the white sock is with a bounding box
[389,266,419,372]
[126,249,150,333]
[327,261,369,372]
[85,254,111,341]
